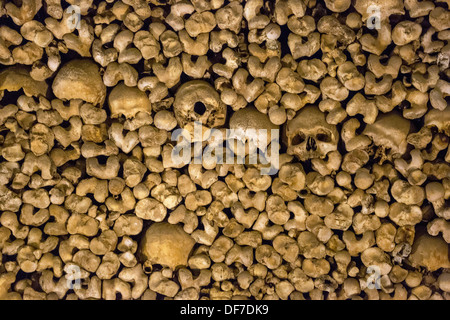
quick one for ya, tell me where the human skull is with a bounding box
[229,106,279,156]
[108,83,152,118]
[0,66,48,97]
[424,105,450,136]
[354,0,404,22]
[52,59,106,106]
[285,106,339,161]
[139,222,196,270]
[363,111,410,163]
[173,80,226,131]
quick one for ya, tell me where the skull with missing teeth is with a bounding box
[285,106,339,161]
[173,80,226,135]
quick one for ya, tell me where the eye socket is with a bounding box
[291,133,305,145]
[316,132,331,142]
[194,102,206,115]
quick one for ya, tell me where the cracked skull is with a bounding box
[285,106,339,161]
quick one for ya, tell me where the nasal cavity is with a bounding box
[194,102,206,115]
[306,136,317,151]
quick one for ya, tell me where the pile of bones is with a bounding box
[0,0,449,300]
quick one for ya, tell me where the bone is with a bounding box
[139,222,196,270]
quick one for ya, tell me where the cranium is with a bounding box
[409,232,450,272]
[108,83,152,118]
[229,106,279,157]
[173,80,226,133]
[0,66,48,97]
[52,59,106,106]
[285,106,339,161]
[30,123,54,156]
[424,105,450,136]
[139,222,196,270]
[354,0,405,22]
[363,111,411,163]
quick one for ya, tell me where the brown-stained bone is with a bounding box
[139,222,196,270]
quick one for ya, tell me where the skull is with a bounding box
[52,59,106,106]
[409,232,450,272]
[139,222,196,270]
[285,106,339,161]
[0,66,48,97]
[363,111,410,163]
[108,83,152,119]
[424,105,450,136]
[354,0,404,22]
[229,106,279,157]
[173,80,226,133]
